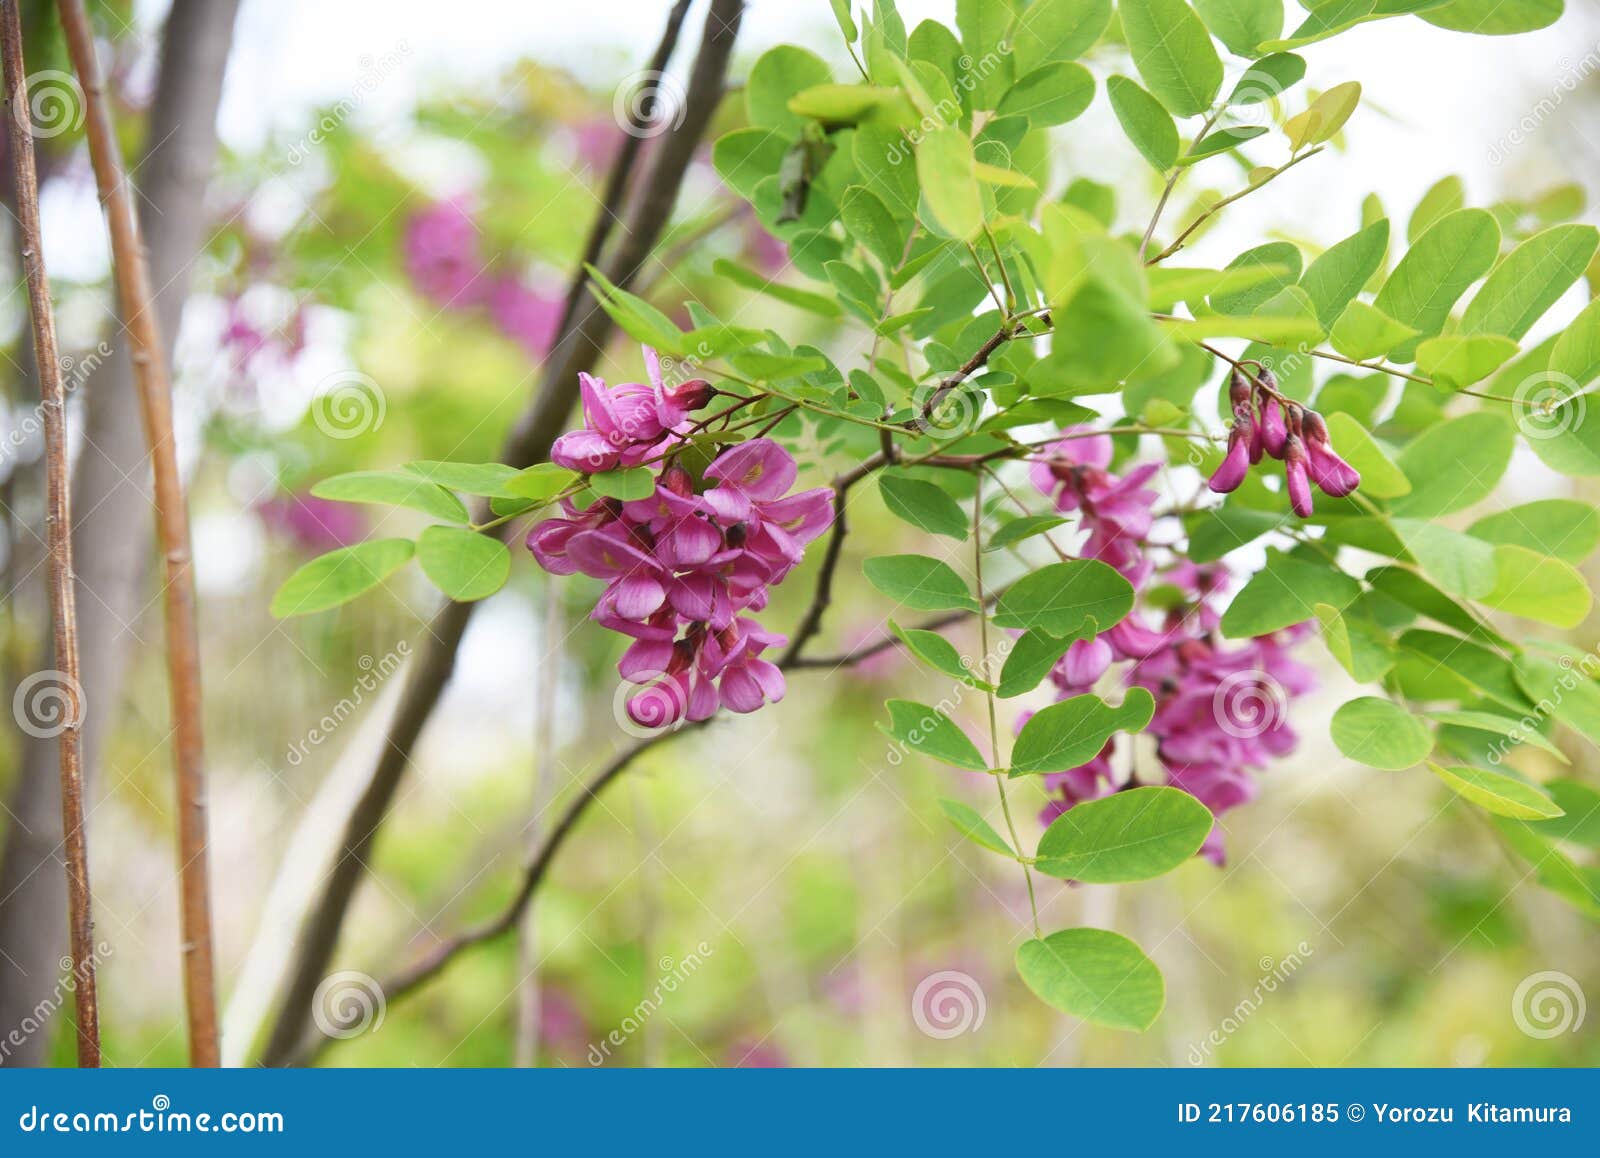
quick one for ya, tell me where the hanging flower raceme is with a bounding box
[1207,365,1360,516]
[529,368,833,728]
[1026,438,1316,864]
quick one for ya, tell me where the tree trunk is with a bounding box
[0,0,239,1066]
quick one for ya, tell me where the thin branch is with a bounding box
[1146,146,1326,265]
[57,0,218,1067]
[259,0,747,1067]
[1140,104,1227,261]
[1,0,98,1067]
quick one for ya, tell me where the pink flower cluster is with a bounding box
[550,349,714,473]
[403,198,562,358]
[529,369,834,727]
[1208,365,1359,516]
[1027,430,1315,864]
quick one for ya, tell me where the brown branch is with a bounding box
[57,0,218,1068]
[0,0,98,1067]
[258,0,746,1067]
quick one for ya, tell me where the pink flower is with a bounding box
[487,276,562,358]
[1208,419,1252,494]
[1283,435,1315,517]
[404,198,486,307]
[550,350,713,473]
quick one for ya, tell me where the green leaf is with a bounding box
[1119,0,1223,117]
[585,265,685,353]
[1373,208,1502,357]
[1298,219,1389,328]
[1420,0,1562,36]
[877,474,969,540]
[1011,689,1156,775]
[713,129,792,201]
[828,0,857,42]
[1322,413,1409,498]
[1428,710,1569,764]
[1429,762,1564,820]
[863,554,979,612]
[1480,545,1592,627]
[1015,928,1164,1031]
[415,526,511,603]
[787,83,903,125]
[270,539,415,618]
[1035,786,1212,882]
[1283,81,1361,150]
[1416,334,1519,391]
[916,127,983,240]
[991,559,1134,637]
[880,700,989,771]
[1106,75,1179,171]
[1401,629,1529,712]
[1179,126,1269,165]
[1408,176,1465,244]
[746,45,833,136]
[1330,696,1434,770]
[1195,0,1284,56]
[1315,602,1394,684]
[985,514,1069,552]
[1515,653,1600,748]
[1390,518,1499,599]
[311,471,469,524]
[1460,224,1598,340]
[1469,500,1600,564]
[997,629,1077,699]
[839,185,908,269]
[729,350,830,383]
[1390,411,1514,518]
[1011,0,1114,72]
[712,259,842,318]
[504,464,580,503]
[890,620,990,689]
[403,460,522,498]
[1329,300,1417,361]
[1527,780,1600,847]
[996,62,1095,127]
[938,799,1013,856]
[956,0,1019,107]
[589,468,655,501]
[1220,553,1361,638]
